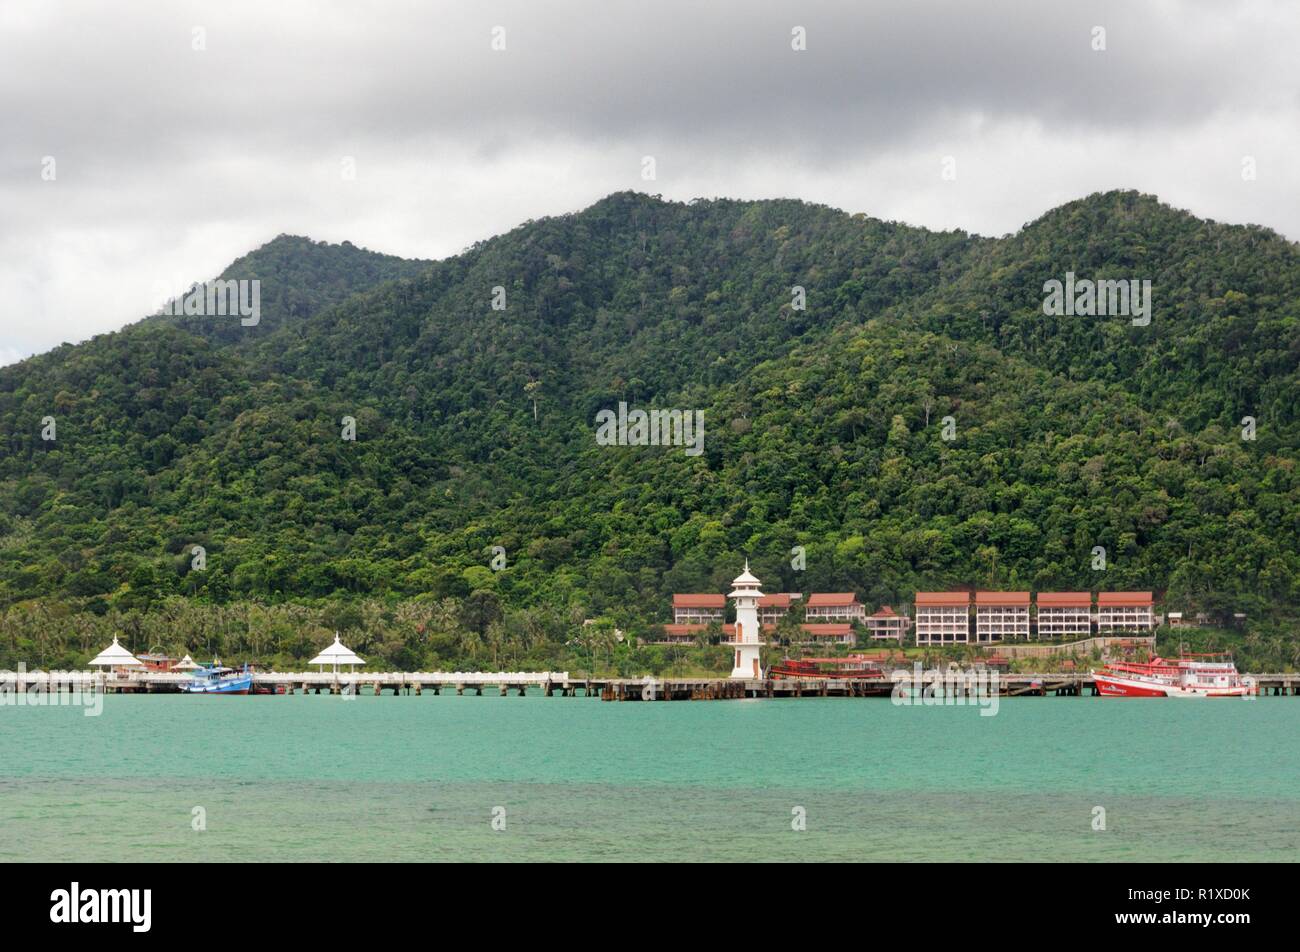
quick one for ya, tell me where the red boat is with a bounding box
[1093,653,1256,698]
[769,656,886,680]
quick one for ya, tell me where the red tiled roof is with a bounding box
[915,592,970,606]
[800,623,853,635]
[806,593,859,607]
[868,605,900,618]
[975,591,1030,606]
[672,594,725,608]
[1037,592,1092,607]
[1098,591,1153,607]
[758,593,795,608]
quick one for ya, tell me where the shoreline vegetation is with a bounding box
[2,595,1294,677]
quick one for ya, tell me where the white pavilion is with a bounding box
[309,633,366,675]
[727,561,765,680]
[87,636,143,672]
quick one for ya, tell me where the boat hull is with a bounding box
[1094,673,1169,697]
[181,674,253,694]
[1094,673,1255,698]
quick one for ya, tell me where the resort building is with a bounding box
[804,593,866,624]
[657,623,735,645]
[913,592,971,645]
[758,592,801,626]
[136,652,177,672]
[1035,592,1094,638]
[1097,592,1155,632]
[865,605,908,641]
[1166,611,1212,629]
[799,623,856,645]
[672,593,726,625]
[974,592,1031,642]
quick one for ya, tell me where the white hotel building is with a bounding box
[973,591,1031,642]
[1096,591,1155,632]
[1035,592,1094,638]
[914,592,971,645]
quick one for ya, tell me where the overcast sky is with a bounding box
[2,0,1298,366]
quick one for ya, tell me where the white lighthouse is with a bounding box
[728,561,764,680]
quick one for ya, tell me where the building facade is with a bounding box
[974,591,1031,642]
[914,592,971,644]
[1097,592,1155,632]
[672,593,726,625]
[758,592,800,626]
[865,605,908,641]
[655,623,735,645]
[798,623,856,645]
[804,593,866,624]
[1035,592,1093,638]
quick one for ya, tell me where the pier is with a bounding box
[593,673,1300,700]
[3,670,1299,698]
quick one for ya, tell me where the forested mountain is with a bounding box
[1,190,1297,671]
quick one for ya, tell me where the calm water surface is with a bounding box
[2,693,1297,861]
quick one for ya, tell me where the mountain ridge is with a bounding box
[1,189,1296,670]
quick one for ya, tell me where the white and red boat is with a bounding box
[1093,653,1256,698]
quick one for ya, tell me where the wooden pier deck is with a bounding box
[4,670,1299,698]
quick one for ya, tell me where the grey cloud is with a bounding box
[1,0,1298,363]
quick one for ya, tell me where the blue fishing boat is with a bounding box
[181,661,253,695]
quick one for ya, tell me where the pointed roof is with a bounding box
[174,654,201,670]
[728,561,764,599]
[88,636,143,667]
[308,633,366,666]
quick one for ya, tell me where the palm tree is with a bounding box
[457,628,482,665]
[485,622,507,669]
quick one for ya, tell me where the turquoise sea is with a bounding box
[1,693,1297,861]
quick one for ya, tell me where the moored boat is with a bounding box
[769,655,885,680]
[180,661,253,695]
[1093,653,1255,698]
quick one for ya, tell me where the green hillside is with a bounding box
[1,190,1297,671]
